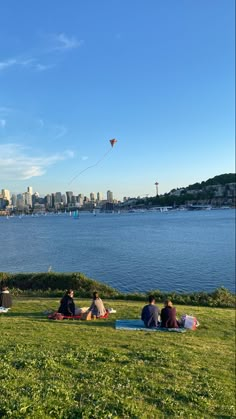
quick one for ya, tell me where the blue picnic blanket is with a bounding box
[115,319,186,333]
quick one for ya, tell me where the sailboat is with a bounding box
[73,210,79,220]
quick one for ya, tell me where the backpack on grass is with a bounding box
[181,315,199,330]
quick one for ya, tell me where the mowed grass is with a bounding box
[0,298,235,418]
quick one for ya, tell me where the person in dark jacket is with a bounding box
[141,295,161,328]
[161,300,179,328]
[0,286,12,308]
[58,289,75,316]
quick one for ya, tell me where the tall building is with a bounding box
[11,194,17,206]
[50,193,55,208]
[61,194,67,205]
[0,198,7,209]
[32,192,40,206]
[97,192,103,202]
[1,189,10,202]
[107,190,113,202]
[66,191,73,205]
[71,195,77,204]
[78,194,84,206]
[27,186,33,195]
[45,194,52,208]
[23,192,32,207]
[90,192,95,202]
[16,194,24,208]
[55,192,62,204]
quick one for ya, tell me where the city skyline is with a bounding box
[1,184,148,206]
[1,185,116,202]
[0,184,157,201]
[2,171,235,206]
[0,1,235,200]
[1,172,235,212]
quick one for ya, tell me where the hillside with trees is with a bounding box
[186,173,235,190]
[137,173,236,208]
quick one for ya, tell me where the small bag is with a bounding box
[181,315,199,330]
[81,311,92,321]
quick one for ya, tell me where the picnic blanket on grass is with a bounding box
[48,311,109,320]
[63,311,109,320]
[115,319,186,333]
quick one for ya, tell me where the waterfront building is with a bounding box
[51,193,55,208]
[45,194,52,208]
[71,195,78,205]
[11,194,17,206]
[32,192,43,207]
[61,194,67,205]
[90,192,95,202]
[107,190,113,202]
[23,192,32,207]
[77,194,84,206]
[16,194,24,210]
[0,197,7,209]
[97,192,103,202]
[66,191,73,205]
[54,192,62,204]
[33,203,46,213]
[1,189,10,202]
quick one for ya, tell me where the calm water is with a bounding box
[0,209,235,293]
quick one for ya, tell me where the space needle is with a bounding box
[155,181,159,196]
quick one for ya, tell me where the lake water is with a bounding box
[0,209,235,293]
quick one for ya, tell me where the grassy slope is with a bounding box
[0,298,235,419]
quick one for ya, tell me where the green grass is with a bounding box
[0,298,235,418]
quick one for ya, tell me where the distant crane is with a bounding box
[155,182,159,196]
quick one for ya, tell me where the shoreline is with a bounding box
[1,272,235,308]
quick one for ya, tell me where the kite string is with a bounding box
[68,148,112,185]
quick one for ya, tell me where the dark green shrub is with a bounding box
[1,272,235,307]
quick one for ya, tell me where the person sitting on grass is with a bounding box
[141,295,161,328]
[58,289,75,317]
[161,300,179,328]
[0,285,12,309]
[89,292,106,318]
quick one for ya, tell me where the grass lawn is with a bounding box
[0,298,235,418]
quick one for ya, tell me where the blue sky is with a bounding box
[0,0,235,200]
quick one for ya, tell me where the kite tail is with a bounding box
[68,148,112,185]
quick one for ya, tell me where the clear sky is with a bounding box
[0,0,235,200]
